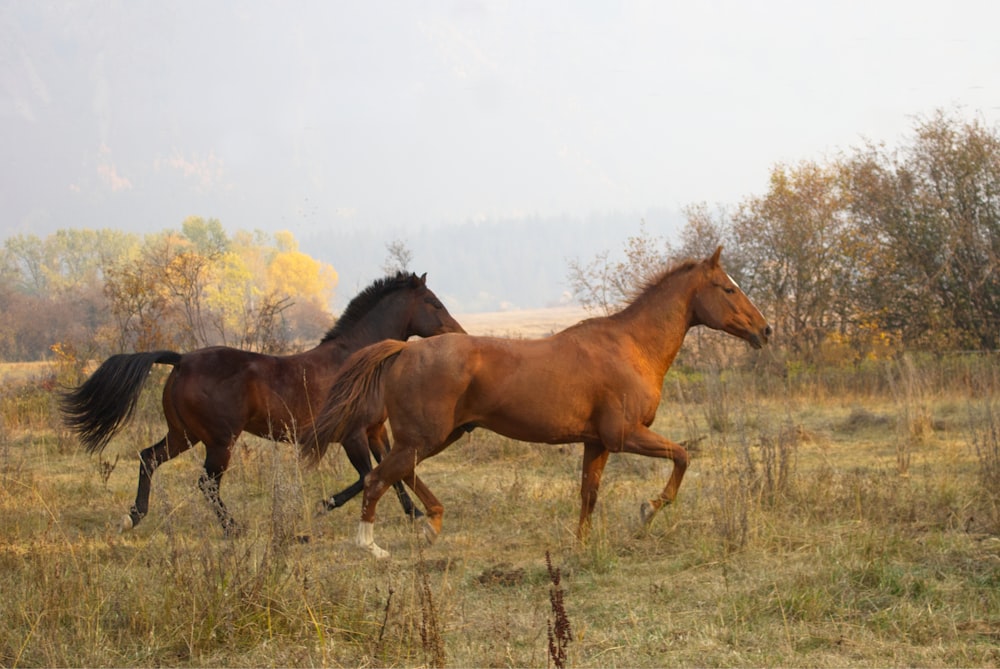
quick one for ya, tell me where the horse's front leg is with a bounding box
[578,440,610,541]
[614,425,690,525]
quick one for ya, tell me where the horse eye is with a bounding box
[723,287,736,295]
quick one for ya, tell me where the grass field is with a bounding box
[1,331,999,666]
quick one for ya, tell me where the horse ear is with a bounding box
[418,272,427,286]
[709,246,723,268]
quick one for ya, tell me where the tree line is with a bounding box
[3,110,996,365]
[0,218,337,362]
[570,110,1000,364]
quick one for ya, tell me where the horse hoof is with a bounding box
[315,500,330,515]
[640,500,656,526]
[422,520,439,545]
[120,515,134,533]
[356,536,390,558]
[222,521,243,538]
[356,521,390,558]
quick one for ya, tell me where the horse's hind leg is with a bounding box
[356,429,460,558]
[320,426,424,519]
[124,433,193,531]
[319,430,375,511]
[372,425,423,519]
[199,440,238,536]
[392,426,467,543]
[398,470,442,543]
[320,479,363,511]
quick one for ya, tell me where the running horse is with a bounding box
[60,272,465,534]
[302,248,771,558]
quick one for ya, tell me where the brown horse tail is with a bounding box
[59,351,182,454]
[300,339,407,467]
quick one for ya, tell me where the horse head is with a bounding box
[403,272,467,337]
[690,247,771,349]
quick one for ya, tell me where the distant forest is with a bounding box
[302,209,684,313]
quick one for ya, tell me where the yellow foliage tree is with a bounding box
[202,250,257,345]
[266,231,338,309]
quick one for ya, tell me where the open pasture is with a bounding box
[1,350,999,667]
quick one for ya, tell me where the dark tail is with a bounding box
[300,339,407,467]
[59,350,182,453]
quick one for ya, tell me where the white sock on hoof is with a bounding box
[121,515,134,532]
[356,521,390,559]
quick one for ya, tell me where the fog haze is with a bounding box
[3,1,998,310]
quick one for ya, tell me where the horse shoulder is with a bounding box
[576,331,664,419]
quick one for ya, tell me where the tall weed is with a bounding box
[969,365,1000,533]
[887,354,932,477]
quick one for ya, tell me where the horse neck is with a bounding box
[331,303,411,351]
[612,271,698,378]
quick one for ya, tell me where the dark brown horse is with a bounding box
[61,272,465,534]
[302,248,770,558]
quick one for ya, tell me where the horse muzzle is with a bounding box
[748,324,773,349]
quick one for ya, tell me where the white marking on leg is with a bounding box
[356,521,390,559]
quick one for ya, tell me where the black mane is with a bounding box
[320,272,420,343]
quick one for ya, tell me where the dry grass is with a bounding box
[0,361,57,386]
[1,352,1000,667]
[455,306,590,338]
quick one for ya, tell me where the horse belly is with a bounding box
[243,408,299,441]
[490,414,596,445]
[242,377,320,442]
[480,379,598,445]
[472,343,599,443]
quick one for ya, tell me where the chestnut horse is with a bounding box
[61,272,465,534]
[302,248,770,558]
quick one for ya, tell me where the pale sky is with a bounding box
[2,0,999,243]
